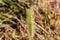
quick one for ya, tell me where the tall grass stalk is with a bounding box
[26,7,35,38]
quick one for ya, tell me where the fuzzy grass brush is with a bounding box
[26,7,35,38]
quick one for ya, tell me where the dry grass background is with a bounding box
[0,0,60,40]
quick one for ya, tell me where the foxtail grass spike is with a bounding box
[26,7,35,38]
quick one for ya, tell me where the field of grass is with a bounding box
[0,0,60,40]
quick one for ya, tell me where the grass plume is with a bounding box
[26,7,35,38]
